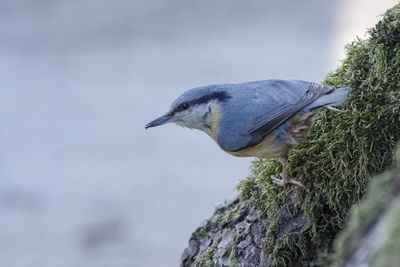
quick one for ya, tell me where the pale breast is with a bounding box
[228,133,289,158]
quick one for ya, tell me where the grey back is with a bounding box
[216,80,333,152]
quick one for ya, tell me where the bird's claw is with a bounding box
[271,176,305,188]
[325,106,343,113]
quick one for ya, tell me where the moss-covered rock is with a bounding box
[181,3,400,266]
[332,146,400,266]
[181,199,269,267]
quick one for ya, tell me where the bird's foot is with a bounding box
[271,176,305,188]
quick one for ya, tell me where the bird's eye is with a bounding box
[180,102,189,110]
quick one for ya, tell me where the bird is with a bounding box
[145,79,351,187]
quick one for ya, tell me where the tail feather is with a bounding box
[308,87,351,110]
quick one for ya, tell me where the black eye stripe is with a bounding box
[174,102,190,112]
[190,91,231,106]
[181,102,189,110]
[171,91,231,115]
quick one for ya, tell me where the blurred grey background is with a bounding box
[0,0,396,266]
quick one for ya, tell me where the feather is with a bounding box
[217,80,347,152]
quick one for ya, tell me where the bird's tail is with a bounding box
[308,87,351,110]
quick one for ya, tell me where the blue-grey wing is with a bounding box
[217,80,333,152]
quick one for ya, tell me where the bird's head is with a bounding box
[145,86,231,136]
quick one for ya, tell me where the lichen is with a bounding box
[237,3,400,266]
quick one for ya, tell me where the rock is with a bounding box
[332,151,400,266]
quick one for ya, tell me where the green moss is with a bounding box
[223,203,239,224]
[331,145,400,266]
[238,3,400,266]
[225,233,240,266]
[332,169,399,266]
[191,224,210,241]
[193,236,222,267]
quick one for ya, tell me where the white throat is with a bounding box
[196,101,222,141]
[176,100,222,141]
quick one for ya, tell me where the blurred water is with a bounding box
[0,0,396,266]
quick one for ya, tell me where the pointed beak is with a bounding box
[145,114,173,129]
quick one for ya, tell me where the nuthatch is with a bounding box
[145,80,351,187]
